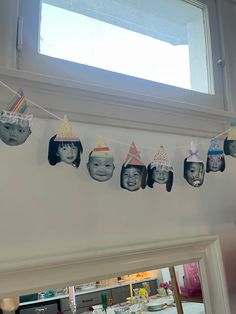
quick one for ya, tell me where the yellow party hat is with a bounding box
[54,115,80,142]
[227,127,236,140]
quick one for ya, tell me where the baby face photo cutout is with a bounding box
[120,142,147,192]
[206,138,225,173]
[223,124,236,158]
[184,142,205,188]
[87,135,115,182]
[147,145,173,192]
[0,89,32,146]
[48,115,83,167]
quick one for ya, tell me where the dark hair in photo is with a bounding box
[224,137,233,155]
[223,137,229,155]
[48,134,83,167]
[120,164,147,189]
[147,164,173,192]
[183,158,205,186]
[206,156,225,173]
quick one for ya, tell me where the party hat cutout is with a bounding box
[7,89,30,115]
[0,89,33,127]
[54,115,80,142]
[124,142,144,166]
[186,142,203,163]
[207,138,224,156]
[227,127,236,140]
[151,145,172,169]
[91,135,113,158]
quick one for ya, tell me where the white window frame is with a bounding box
[0,0,236,137]
[17,0,224,107]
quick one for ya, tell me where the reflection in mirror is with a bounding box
[11,262,205,314]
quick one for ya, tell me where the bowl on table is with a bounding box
[146,299,166,311]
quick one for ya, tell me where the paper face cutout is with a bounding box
[0,90,32,146]
[224,139,236,158]
[184,160,205,187]
[120,165,146,192]
[223,125,236,158]
[0,121,31,146]
[120,142,147,191]
[184,142,205,187]
[147,145,173,192]
[87,156,115,182]
[48,116,83,167]
[206,138,225,173]
[87,135,115,182]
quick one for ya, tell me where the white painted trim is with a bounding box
[0,69,235,138]
[0,236,230,314]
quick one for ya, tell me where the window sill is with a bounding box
[0,67,234,138]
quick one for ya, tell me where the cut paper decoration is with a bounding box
[48,115,83,167]
[87,135,115,182]
[184,142,205,187]
[120,142,147,192]
[147,145,173,192]
[0,89,33,146]
[206,138,225,173]
[224,125,236,158]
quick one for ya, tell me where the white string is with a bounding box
[0,80,64,122]
[0,79,233,153]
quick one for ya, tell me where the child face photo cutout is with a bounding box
[206,155,225,172]
[184,161,205,187]
[206,138,225,173]
[153,165,169,184]
[87,155,115,182]
[120,142,147,192]
[184,143,205,187]
[0,90,32,146]
[48,116,83,168]
[224,126,236,158]
[121,165,144,192]
[87,135,115,182]
[57,142,79,164]
[48,136,83,168]
[224,139,236,157]
[147,145,173,192]
[0,121,31,146]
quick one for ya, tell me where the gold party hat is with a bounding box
[227,127,236,140]
[54,115,80,142]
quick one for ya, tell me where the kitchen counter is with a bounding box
[20,277,158,306]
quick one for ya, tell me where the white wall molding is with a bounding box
[0,68,235,138]
[0,236,230,314]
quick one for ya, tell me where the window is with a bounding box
[18,0,225,110]
[40,0,204,93]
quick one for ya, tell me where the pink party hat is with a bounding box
[124,142,144,166]
[186,142,203,163]
[151,145,172,170]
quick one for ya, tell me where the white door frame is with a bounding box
[0,235,230,313]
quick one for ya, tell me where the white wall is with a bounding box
[0,1,236,312]
[0,116,236,309]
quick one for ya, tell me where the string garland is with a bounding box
[0,79,233,154]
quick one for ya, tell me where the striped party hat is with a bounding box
[0,89,33,127]
[91,135,113,158]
